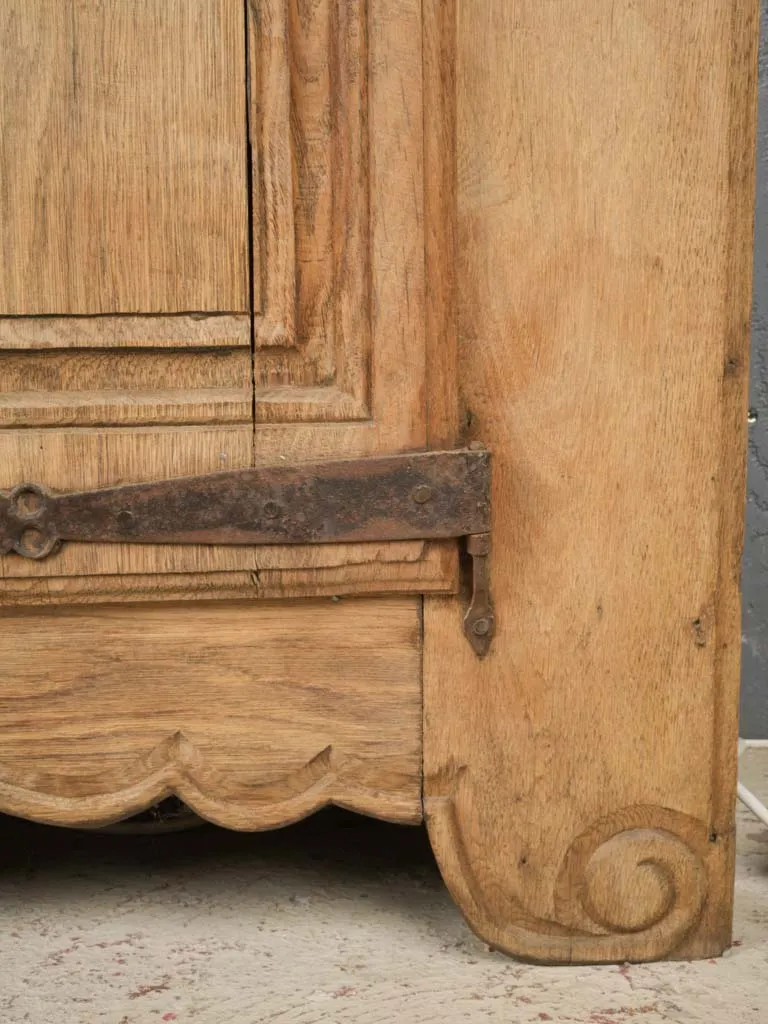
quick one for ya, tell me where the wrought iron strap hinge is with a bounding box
[0,448,495,656]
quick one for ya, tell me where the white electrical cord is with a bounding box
[738,739,768,827]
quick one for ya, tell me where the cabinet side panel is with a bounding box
[425,0,758,964]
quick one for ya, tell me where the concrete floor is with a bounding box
[1,752,766,1024]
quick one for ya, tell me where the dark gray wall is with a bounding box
[743,0,768,737]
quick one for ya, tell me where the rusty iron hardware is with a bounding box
[463,533,495,658]
[0,448,494,655]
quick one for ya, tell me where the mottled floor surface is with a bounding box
[1,751,767,1024]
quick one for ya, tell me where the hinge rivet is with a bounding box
[263,501,282,519]
[472,617,492,637]
[412,485,434,504]
[11,487,44,519]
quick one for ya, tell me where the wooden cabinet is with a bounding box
[0,0,759,965]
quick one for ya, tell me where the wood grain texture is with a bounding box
[0,314,253,427]
[249,0,371,422]
[0,1,248,314]
[0,543,456,605]
[250,0,294,343]
[425,0,759,964]
[0,322,251,437]
[0,534,449,585]
[0,598,422,829]
[0,314,451,591]
[0,425,252,576]
[0,2,455,601]
[0,312,255,576]
[0,315,251,350]
[206,0,453,595]
[424,0,459,450]
[247,0,430,460]
[249,0,429,437]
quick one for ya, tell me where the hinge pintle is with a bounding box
[463,532,495,658]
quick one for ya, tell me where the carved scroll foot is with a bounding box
[425,768,715,965]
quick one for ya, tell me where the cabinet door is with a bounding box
[0,0,449,829]
[0,0,254,589]
[0,0,456,602]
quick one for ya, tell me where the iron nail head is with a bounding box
[412,485,434,504]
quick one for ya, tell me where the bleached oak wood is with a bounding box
[424,0,459,451]
[250,0,293,344]
[0,0,754,968]
[249,0,371,420]
[0,315,251,350]
[0,390,252,430]
[248,0,432,442]
[424,0,759,965]
[0,0,455,601]
[0,598,422,828]
[0,1,248,314]
[0,545,456,606]
[0,314,253,443]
